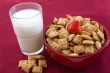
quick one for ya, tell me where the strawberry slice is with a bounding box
[67,20,81,33]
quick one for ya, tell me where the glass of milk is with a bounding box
[9,2,44,55]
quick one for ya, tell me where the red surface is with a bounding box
[0,0,110,73]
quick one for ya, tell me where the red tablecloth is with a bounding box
[0,0,110,73]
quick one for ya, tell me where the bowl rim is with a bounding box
[44,20,110,58]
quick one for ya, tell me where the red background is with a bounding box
[0,0,110,73]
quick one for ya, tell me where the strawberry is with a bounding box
[67,20,81,33]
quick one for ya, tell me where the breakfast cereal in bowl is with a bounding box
[45,14,105,56]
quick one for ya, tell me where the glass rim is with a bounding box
[9,2,42,19]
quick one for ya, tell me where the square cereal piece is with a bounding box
[53,38,58,43]
[46,27,56,36]
[38,60,47,67]
[21,64,32,73]
[58,38,69,49]
[49,25,64,30]
[32,66,43,73]
[18,60,28,67]
[81,18,91,25]
[50,42,60,51]
[70,46,74,52]
[46,38,53,44]
[73,35,83,44]
[69,41,75,46]
[28,55,45,60]
[58,28,69,38]
[28,55,36,60]
[81,23,90,31]
[85,45,95,54]
[74,45,85,54]
[28,60,36,67]
[86,24,97,33]
[47,31,59,38]
[57,18,67,25]
[67,34,75,41]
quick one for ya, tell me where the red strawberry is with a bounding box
[67,20,81,33]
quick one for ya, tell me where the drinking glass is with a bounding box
[9,2,44,55]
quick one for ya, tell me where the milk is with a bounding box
[11,9,43,55]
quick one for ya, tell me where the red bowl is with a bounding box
[44,24,110,68]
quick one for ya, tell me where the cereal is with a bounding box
[91,21,97,25]
[86,24,97,33]
[18,60,33,73]
[57,18,67,25]
[81,23,90,30]
[46,27,56,36]
[32,66,43,73]
[68,53,79,56]
[75,16,83,21]
[19,54,47,73]
[97,29,104,40]
[67,34,75,41]
[99,26,104,32]
[58,38,69,49]
[69,46,74,52]
[21,63,32,73]
[81,31,91,36]
[49,25,64,30]
[73,45,85,54]
[95,41,102,49]
[53,17,58,24]
[94,23,100,28]
[81,35,92,40]
[73,35,83,44]
[91,21,99,28]
[84,18,91,23]
[28,60,36,67]
[48,31,59,38]
[85,45,95,54]
[66,14,73,20]
[61,49,71,55]
[18,60,28,67]
[50,42,60,51]
[69,42,75,46]
[58,28,69,38]
[53,38,58,43]
[81,18,91,25]
[28,55,45,60]
[66,16,76,26]
[101,39,105,45]
[46,38,53,44]
[92,31,100,41]
[38,60,47,67]
[46,15,105,56]
[83,40,94,45]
